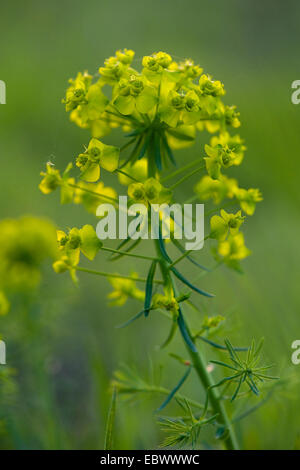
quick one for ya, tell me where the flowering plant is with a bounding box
[39,49,276,450]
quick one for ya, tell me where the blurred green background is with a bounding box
[0,0,300,450]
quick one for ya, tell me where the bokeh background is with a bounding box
[0,0,300,450]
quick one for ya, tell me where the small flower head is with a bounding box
[194,175,238,204]
[63,71,92,112]
[99,52,132,84]
[210,132,246,165]
[204,144,240,180]
[107,273,145,306]
[217,232,251,270]
[210,209,245,240]
[76,138,119,182]
[54,224,102,284]
[115,48,135,65]
[142,52,172,72]
[224,105,240,128]
[202,314,225,330]
[236,188,263,215]
[128,182,146,202]
[39,162,62,194]
[128,178,172,205]
[199,74,225,97]
[177,59,203,79]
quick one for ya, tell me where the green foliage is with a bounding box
[209,339,279,402]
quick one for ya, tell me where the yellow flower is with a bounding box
[128,178,172,205]
[218,233,251,262]
[76,138,119,182]
[236,188,263,215]
[210,210,245,241]
[194,175,238,204]
[107,274,145,306]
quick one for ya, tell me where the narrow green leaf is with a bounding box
[209,359,238,371]
[157,366,191,411]
[154,132,162,170]
[177,307,197,353]
[125,129,144,137]
[144,260,157,317]
[138,131,151,160]
[224,339,242,367]
[110,238,141,261]
[171,238,209,271]
[171,267,214,298]
[160,319,178,349]
[116,310,145,329]
[104,387,117,450]
[231,374,244,402]
[198,336,248,352]
[167,128,195,142]
[158,224,172,263]
[161,133,177,166]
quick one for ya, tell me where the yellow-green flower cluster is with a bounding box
[62,49,242,172]
[38,48,262,283]
[209,209,250,268]
[0,216,57,312]
[107,274,145,306]
[128,177,172,205]
[40,161,117,214]
[53,225,102,283]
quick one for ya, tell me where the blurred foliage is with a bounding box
[0,0,300,450]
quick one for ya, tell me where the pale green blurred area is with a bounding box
[0,0,300,450]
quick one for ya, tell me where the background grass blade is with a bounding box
[104,387,117,450]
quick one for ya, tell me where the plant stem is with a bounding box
[169,235,210,268]
[114,168,141,182]
[181,325,239,450]
[154,239,239,450]
[169,165,205,190]
[67,183,119,204]
[101,246,158,261]
[76,266,164,284]
[160,158,204,183]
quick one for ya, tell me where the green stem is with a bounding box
[154,239,239,450]
[169,165,205,190]
[101,246,158,261]
[169,235,210,268]
[119,138,138,153]
[160,158,204,183]
[76,266,164,284]
[67,183,119,204]
[114,168,141,182]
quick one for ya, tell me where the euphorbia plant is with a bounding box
[39,49,277,450]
